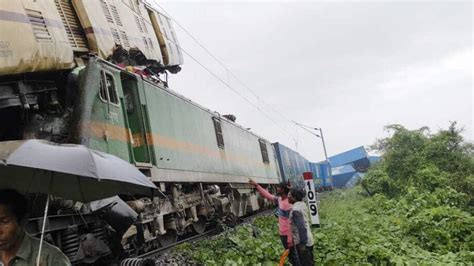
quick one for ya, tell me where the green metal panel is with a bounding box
[141,80,280,183]
[76,58,279,183]
[75,59,132,162]
[121,73,152,164]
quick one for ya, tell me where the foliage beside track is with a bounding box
[176,218,281,265]
[176,123,473,264]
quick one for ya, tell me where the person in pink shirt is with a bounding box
[249,179,299,265]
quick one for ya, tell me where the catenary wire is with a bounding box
[151,1,298,126]
[149,0,299,143]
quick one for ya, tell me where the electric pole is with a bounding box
[292,121,333,181]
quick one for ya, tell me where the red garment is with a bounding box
[256,185,293,245]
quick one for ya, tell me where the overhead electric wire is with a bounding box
[175,41,297,141]
[151,1,297,128]
[149,0,299,143]
[292,121,321,138]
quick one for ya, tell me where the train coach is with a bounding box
[272,142,311,189]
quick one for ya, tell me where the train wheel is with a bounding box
[224,213,239,227]
[192,217,207,234]
[158,230,178,247]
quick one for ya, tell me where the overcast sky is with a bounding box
[156,1,473,162]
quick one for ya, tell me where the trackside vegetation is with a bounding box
[176,123,473,265]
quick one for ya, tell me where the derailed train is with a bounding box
[0,0,312,264]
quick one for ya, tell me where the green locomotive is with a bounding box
[0,0,280,263]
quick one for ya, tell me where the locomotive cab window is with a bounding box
[212,117,224,149]
[99,71,119,105]
[259,139,269,163]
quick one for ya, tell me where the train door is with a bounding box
[120,73,153,166]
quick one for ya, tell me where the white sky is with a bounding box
[156,0,473,162]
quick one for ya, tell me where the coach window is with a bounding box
[212,117,224,149]
[99,71,119,106]
[259,139,269,164]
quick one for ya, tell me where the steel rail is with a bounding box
[128,209,274,262]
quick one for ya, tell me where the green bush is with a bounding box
[363,122,474,207]
[175,217,282,265]
[176,123,473,264]
[404,206,474,252]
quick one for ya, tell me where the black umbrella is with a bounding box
[0,139,157,265]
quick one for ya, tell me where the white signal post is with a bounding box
[303,172,320,226]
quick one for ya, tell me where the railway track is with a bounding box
[119,209,274,265]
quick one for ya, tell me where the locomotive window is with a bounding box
[99,71,119,106]
[259,139,269,164]
[212,117,224,149]
[99,73,108,102]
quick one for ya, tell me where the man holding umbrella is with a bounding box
[0,189,70,266]
[0,140,158,265]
